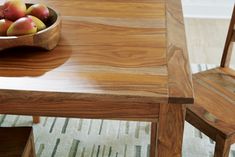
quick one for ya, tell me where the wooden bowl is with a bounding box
[0,4,61,51]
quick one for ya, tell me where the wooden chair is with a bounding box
[186,4,235,157]
[0,127,36,157]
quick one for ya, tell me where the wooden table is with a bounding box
[0,0,194,156]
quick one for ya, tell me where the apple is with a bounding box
[7,17,37,36]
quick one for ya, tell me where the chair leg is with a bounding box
[29,131,36,157]
[214,135,231,157]
[150,122,158,157]
[22,128,36,157]
[32,116,40,124]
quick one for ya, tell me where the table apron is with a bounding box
[0,99,160,122]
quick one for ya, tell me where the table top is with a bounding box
[0,0,194,105]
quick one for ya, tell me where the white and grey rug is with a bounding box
[0,64,234,157]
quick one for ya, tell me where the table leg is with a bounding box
[214,135,231,157]
[150,122,158,157]
[157,104,186,157]
[32,116,40,124]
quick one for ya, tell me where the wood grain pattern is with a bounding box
[187,67,235,157]
[24,0,166,18]
[166,0,194,104]
[157,104,186,157]
[186,107,221,141]
[0,0,169,103]
[0,1,193,156]
[0,89,160,122]
[0,0,193,105]
[0,4,61,51]
[0,127,36,157]
[187,68,235,139]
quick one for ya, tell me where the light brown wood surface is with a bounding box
[0,127,36,157]
[157,104,186,157]
[187,69,235,157]
[0,4,61,51]
[186,67,235,157]
[0,0,193,156]
[0,0,193,105]
[166,0,194,104]
[187,68,235,139]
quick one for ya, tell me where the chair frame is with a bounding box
[221,5,235,68]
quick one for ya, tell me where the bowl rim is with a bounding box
[0,3,61,39]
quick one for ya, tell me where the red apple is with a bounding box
[26,4,49,22]
[27,15,46,31]
[3,0,26,21]
[7,17,37,36]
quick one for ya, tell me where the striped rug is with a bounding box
[0,64,234,157]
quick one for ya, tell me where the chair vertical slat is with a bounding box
[221,4,235,67]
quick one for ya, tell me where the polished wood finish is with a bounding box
[187,68,235,140]
[152,0,191,156]
[0,0,193,156]
[0,0,193,105]
[0,127,36,157]
[166,0,193,104]
[187,68,235,157]
[186,5,235,157]
[0,4,61,51]
[221,5,235,67]
[158,104,186,157]
[0,90,160,121]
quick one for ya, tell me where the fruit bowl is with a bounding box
[0,4,61,51]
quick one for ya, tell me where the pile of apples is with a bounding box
[0,0,50,36]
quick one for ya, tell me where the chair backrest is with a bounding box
[221,4,235,67]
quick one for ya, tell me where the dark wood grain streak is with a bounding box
[150,122,158,157]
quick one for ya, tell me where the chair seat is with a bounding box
[0,127,35,157]
[187,67,235,140]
